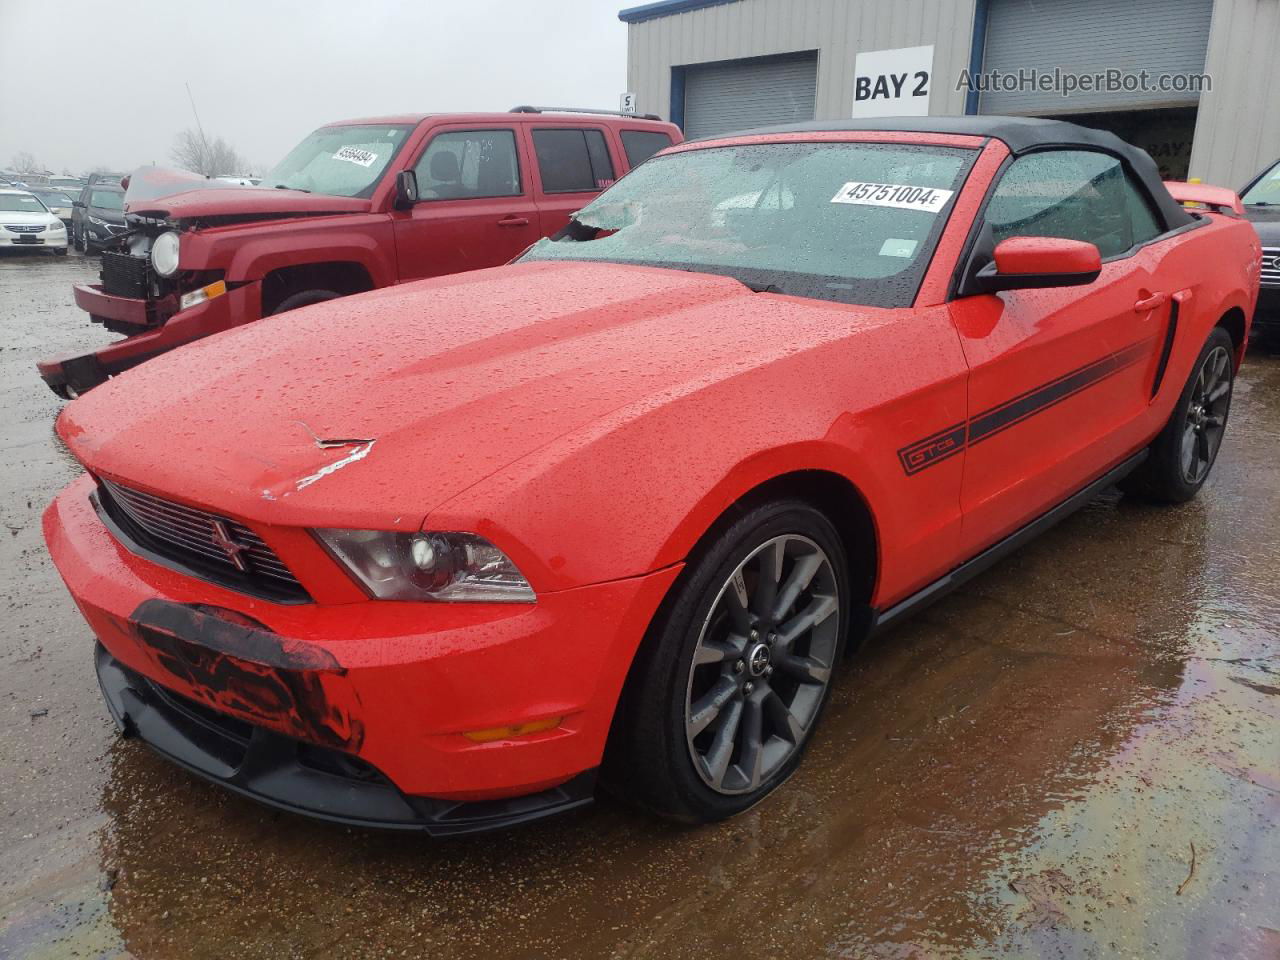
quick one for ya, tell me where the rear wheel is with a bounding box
[270,289,340,316]
[613,500,849,823]
[1123,327,1234,503]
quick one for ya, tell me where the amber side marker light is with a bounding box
[463,717,563,743]
[179,279,227,312]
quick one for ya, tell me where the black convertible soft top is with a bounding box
[732,115,1195,231]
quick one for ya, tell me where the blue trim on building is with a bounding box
[964,0,990,115]
[619,0,741,25]
[669,66,687,130]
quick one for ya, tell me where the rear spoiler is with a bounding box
[1164,181,1244,216]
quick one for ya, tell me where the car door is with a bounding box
[950,149,1170,554]
[526,125,619,236]
[391,125,540,282]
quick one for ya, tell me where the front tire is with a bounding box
[270,289,341,315]
[1123,327,1235,503]
[613,500,849,823]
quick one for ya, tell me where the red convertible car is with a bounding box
[43,117,1258,834]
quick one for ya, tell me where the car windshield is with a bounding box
[1242,161,1280,205]
[91,190,124,211]
[34,191,71,206]
[520,141,975,307]
[260,123,414,198]
[0,193,47,213]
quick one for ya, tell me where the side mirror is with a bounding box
[394,170,419,209]
[72,201,83,208]
[972,236,1102,293]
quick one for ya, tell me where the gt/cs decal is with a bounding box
[898,423,966,475]
[899,339,1155,476]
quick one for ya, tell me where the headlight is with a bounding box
[150,230,181,277]
[88,215,106,226]
[314,529,535,603]
[48,220,64,231]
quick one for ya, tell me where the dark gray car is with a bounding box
[72,184,126,253]
[1241,161,1280,345]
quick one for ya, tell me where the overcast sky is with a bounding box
[0,0,629,175]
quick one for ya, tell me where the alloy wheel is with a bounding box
[684,534,840,795]
[1181,344,1231,484]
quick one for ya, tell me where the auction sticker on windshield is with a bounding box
[333,146,379,167]
[831,182,954,213]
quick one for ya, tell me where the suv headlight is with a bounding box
[150,230,181,277]
[314,529,535,603]
[88,215,106,226]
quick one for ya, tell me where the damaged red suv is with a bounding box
[44,117,1257,835]
[37,108,681,397]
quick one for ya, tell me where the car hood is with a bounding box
[122,167,368,221]
[1,210,59,225]
[1243,206,1280,243]
[126,187,369,221]
[58,261,887,530]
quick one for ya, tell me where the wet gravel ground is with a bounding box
[1,248,1277,960]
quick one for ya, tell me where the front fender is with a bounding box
[427,305,969,607]
[179,215,398,288]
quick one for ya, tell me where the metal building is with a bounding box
[620,0,1278,189]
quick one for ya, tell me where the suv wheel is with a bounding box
[613,500,849,823]
[1123,327,1235,503]
[270,289,341,315]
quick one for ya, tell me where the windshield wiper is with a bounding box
[274,184,311,193]
[741,279,782,294]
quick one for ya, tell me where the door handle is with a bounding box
[497,216,529,227]
[1133,292,1168,313]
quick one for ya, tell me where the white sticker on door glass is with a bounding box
[831,181,954,213]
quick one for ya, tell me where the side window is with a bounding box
[986,150,1164,259]
[532,128,615,193]
[620,130,673,168]
[413,129,520,201]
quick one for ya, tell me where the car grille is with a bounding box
[100,251,151,298]
[1261,247,1280,287]
[5,224,44,233]
[97,478,309,602]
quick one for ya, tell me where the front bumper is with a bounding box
[44,474,680,832]
[1254,285,1280,334]
[95,642,597,835]
[0,228,66,248]
[37,279,260,397]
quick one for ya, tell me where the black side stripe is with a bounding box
[898,338,1156,476]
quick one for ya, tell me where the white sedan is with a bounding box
[0,189,68,254]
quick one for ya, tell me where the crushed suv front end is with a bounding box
[39,220,251,397]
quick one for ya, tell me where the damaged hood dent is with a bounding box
[123,166,368,222]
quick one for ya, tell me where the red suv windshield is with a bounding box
[260,124,415,198]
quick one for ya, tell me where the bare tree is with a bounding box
[170,128,250,178]
[11,151,40,174]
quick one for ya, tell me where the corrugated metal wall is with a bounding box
[1189,0,1280,188]
[625,0,976,125]
[623,0,1278,190]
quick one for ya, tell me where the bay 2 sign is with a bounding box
[852,45,934,118]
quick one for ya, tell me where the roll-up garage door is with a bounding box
[683,51,818,139]
[979,0,1212,115]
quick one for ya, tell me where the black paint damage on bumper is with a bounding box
[95,642,597,837]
